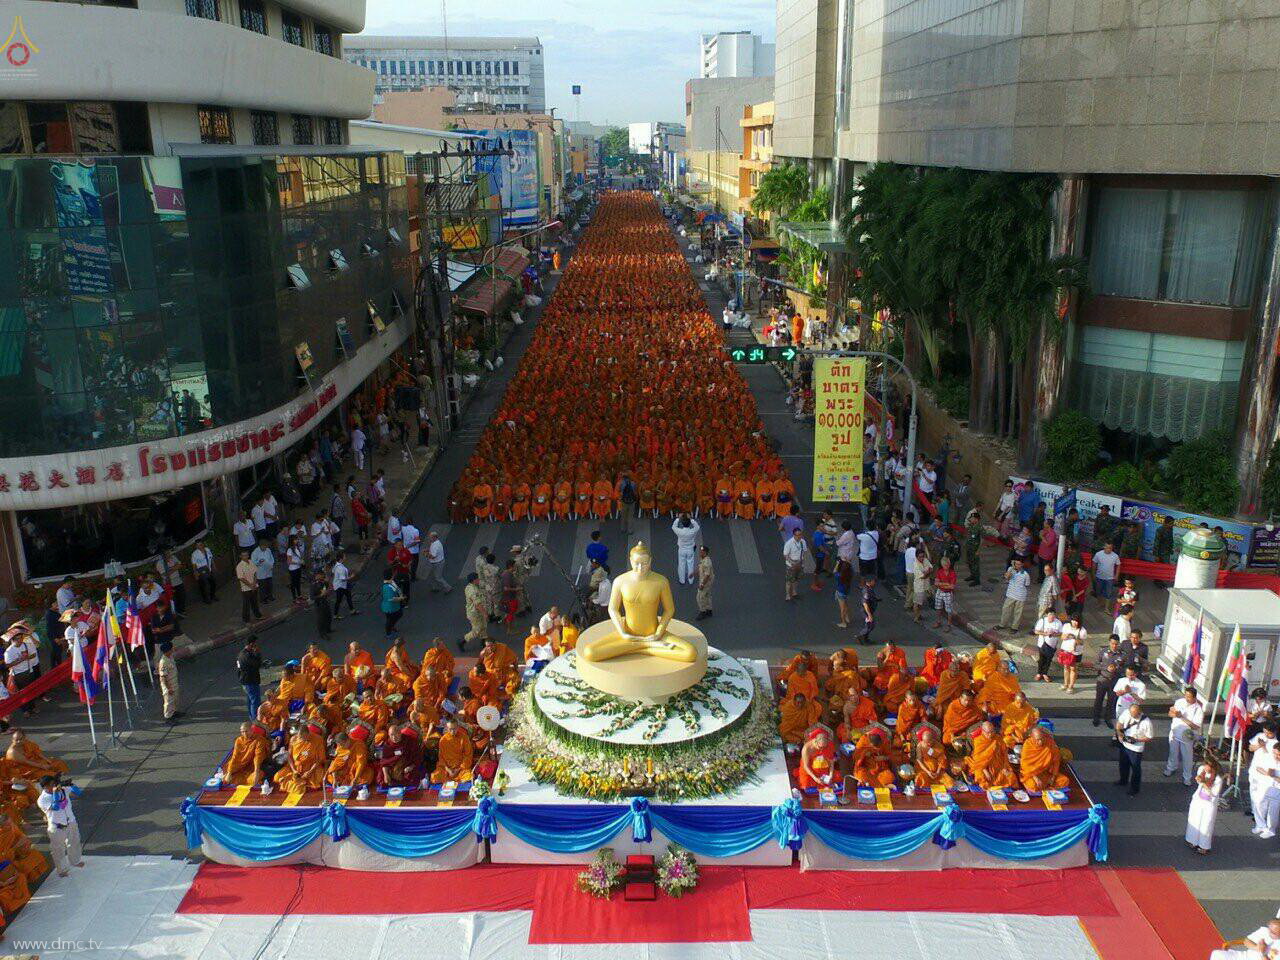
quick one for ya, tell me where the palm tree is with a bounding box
[749,163,810,221]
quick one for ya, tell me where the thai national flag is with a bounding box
[1225,646,1250,742]
[1182,611,1203,686]
[70,630,98,705]
[93,593,117,687]
[123,588,146,651]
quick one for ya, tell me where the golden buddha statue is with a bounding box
[579,542,698,664]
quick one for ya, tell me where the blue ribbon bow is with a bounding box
[180,796,202,850]
[629,796,652,843]
[472,797,498,843]
[322,802,349,841]
[1086,804,1109,862]
[770,797,808,850]
[937,804,965,848]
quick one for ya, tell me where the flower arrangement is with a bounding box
[577,847,624,899]
[656,845,699,897]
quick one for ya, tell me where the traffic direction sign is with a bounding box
[728,346,799,364]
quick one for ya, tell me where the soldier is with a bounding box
[940,529,962,567]
[695,546,715,620]
[1153,514,1177,565]
[476,549,501,623]
[460,573,489,652]
[963,509,983,587]
[1120,520,1143,560]
[1092,505,1119,551]
[511,545,536,617]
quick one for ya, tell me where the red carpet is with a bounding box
[177,863,538,915]
[743,866,1118,917]
[1080,868,1179,960]
[1114,868,1222,960]
[526,866,751,944]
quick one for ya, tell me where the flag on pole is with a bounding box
[1182,610,1203,685]
[94,591,118,686]
[1217,624,1243,700]
[1224,646,1250,741]
[123,588,146,651]
[70,630,98,705]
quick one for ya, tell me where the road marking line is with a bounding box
[459,524,500,579]
[729,519,764,575]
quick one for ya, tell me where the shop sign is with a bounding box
[1119,499,1254,565]
[812,357,865,503]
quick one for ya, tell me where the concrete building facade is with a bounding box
[343,36,546,113]
[740,100,775,214]
[700,31,776,79]
[685,76,775,152]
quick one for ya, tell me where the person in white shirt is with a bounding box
[4,632,37,711]
[1209,919,1280,960]
[916,458,937,500]
[835,522,856,564]
[1165,687,1205,785]
[262,492,279,539]
[386,513,402,545]
[999,559,1031,632]
[425,531,451,593]
[672,514,701,585]
[1186,757,1225,854]
[233,512,257,550]
[1113,666,1147,718]
[310,515,333,562]
[1092,542,1121,610]
[1057,616,1086,693]
[352,426,366,470]
[1252,742,1280,839]
[55,577,78,615]
[401,518,422,580]
[902,541,918,609]
[591,572,612,622]
[1112,605,1134,645]
[190,540,216,604]
[331,556,356,617]
[37,776,84,877]
[1248,725,1279,837]
[285,537,306,602]
[856,527,879,582]
[1033,610,1062,682]
[250,497,268,536]
[1115,701,1154,795]
[782,529,809,602]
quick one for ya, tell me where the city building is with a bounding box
[739,100,774,214]
[629,121,685,158]
[0,0,414,598]
[343,36,546,113]
[699,31,775,79]
[684,77,772,212]
[773,0,1280,509]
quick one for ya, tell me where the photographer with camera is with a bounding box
[37,774,84,877]
[1114,702,1153,796]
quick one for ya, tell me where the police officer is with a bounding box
[963,509,983,587]
[1092,634,1124,727]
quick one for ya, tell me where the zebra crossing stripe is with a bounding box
[729,519,764,575]
[459,524,500,578]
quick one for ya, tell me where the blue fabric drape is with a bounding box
[770,797,808,850]
[346,807,478,858]
[649,804,777,857]
[471,797,498,843]
[963,805,1110,862]
[493,803,632,853]
[805,811,946,861]
[629,797,652,843]
[185,804,328,861]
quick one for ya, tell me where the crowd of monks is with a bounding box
[448,192,794,523]
[218,633,576,797]
[778,639,1073,796]
[0,729,62,928]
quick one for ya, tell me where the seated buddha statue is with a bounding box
[578,542,698,664]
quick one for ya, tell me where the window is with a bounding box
[313,26,334,56]
[465,61,473,75]
[185,0,219,19]
[27,102,73,153]
[281,11,304,46]
[1089,186,1268,308]
[408,60,416,76]
[419,60,426,75]
[437,60,444,74]
[291,114,314,145]
[250,110,278,146]
[484,61,492,75]
[389,61,397,75]
[502,61,510,76]
[426,60,434,75]
[239,0,265,33]
[379,60,387,74]
[512,60,519,75]
[322,117,343,146]
[197,105,234,144]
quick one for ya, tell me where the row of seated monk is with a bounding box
[219,637,531,794]
[0,730,65,927]
[776,641,1072,794]
[450,474,798,523]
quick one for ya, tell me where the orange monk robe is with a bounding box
[326,740,373,788]
[715,478,734,518]
[574,480,593,517]
[0,859,29,915]
[942,698,985,745]
[853,735,897,787]
[920,647,953,687]
[385,650,419,684]
[785,670,821,705]
[511,483,531,521]
[276,674,316,706]
[933,669,971,719]
[779,696,822,745]
[273,732,327,793]
[409,701,441,734]
[422,645,456,681]
[221,733,270,786]
[592,479,614,519]
[471,483,493,521]
[734,480,755,519]
[413,671,448,707]
[467,668,502,707]
[358,698,391,733]
[482,643,518,677]
[345,650,375,681]
[976,670,1022,716]
[432,730,475,783]
[837,698,880,744]
[0,815,46,884]
[375,672,411,702]
[556,622,580,654]
[797,739,836,790]
[839,648,862,671]
[754,478,776,518]
[256,697,290,735]
[4,740,67,781]
[966,731,1019,789]
[553,482,573,518]
[895,698,926,741]
[881,671,913,713]
[874,646,909,691]
[1019,734,1070,791]
[532,483,552,519]
[779,653,818,687]
[914,741,954,789]
[523,630,550,662]
[301,650,333,687]
[972,647,1003,685]
[1001,699,1040,748]
[826,668,865,701]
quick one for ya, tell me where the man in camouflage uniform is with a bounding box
[1120,520,1143,560]
[1092,505,1119,552]
[476,549,501,623]
[1153,515,1177,564]
[511,545,536,617]
[461,573,489,651]
[963,511,983,586]
[695,546,715,620]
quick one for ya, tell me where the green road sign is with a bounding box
[728,345,799,364]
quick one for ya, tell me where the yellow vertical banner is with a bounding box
[812,357,865,503]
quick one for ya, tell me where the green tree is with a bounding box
[750,163,810,220]
[599,126,630,159]
[1167,431,1241,517]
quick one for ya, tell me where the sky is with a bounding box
[359,0,776,126]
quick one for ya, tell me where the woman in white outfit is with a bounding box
[1185,758,1224,855]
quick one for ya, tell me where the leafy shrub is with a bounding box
[1166,430,1240,517]
[1042,410,1101,481]
[1094,461,1150,497]
[1261,440,1280,516]
[934,376,970,421]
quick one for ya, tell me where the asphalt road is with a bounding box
[25,203,1273,940]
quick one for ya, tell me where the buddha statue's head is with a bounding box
[629,541,653,575]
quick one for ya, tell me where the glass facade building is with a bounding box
[0,150,411,459]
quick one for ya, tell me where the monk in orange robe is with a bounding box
[966,721,1019,789]
[301,644,333,688]
[553,481,573,518]
[466,663,502,707]
[356,690,391,734]
[0,813,46,885]
[1000,692,1040,747]
[523,627,552,662]
[532,482,552,518]
[942,690,984,745]
[320,668,356,729]
[976,665,1021,716]
[853,731,897,787]
[471,482,493,521]
[933,661,971,719]
[779,693,822,745]
[881,667,914,713]
[734,480,755,519]
[385,639,419,684]
[895,691,926,742]
[755,478,775,518]
[715,477,734,518]
[326,732,372,788]
[431,721,475,784]
[409,696,441,734]
[273,724,327,793]
[256,699,290,737]
[276,664,316,708]
[557,620,580,654]
[972,640,1004,685]
[920,644,953,687]
[913,728,954,789]
[344,641,375,682]
[826,653,865,702]
[873,642,909,692]
[3,730,67,781]
[0,858,29,914]
[221,722,270,787]
[592,479,614,519]
[374,667,411,703]
[797,729,836,790]
[481,639,518,678]
[414,667,448,708]
[422,637,455,681]
[837,690,879,744]
[780,650,819,687]
[511,482,531,521]
[1018,726,1070,791]
[784,659,821,704]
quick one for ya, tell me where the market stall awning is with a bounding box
[454,275,517,317]
[778,221,851,253]
[492,246,530,278]
[446,259,482,291]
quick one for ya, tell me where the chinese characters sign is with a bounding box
[812,357,865,503]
